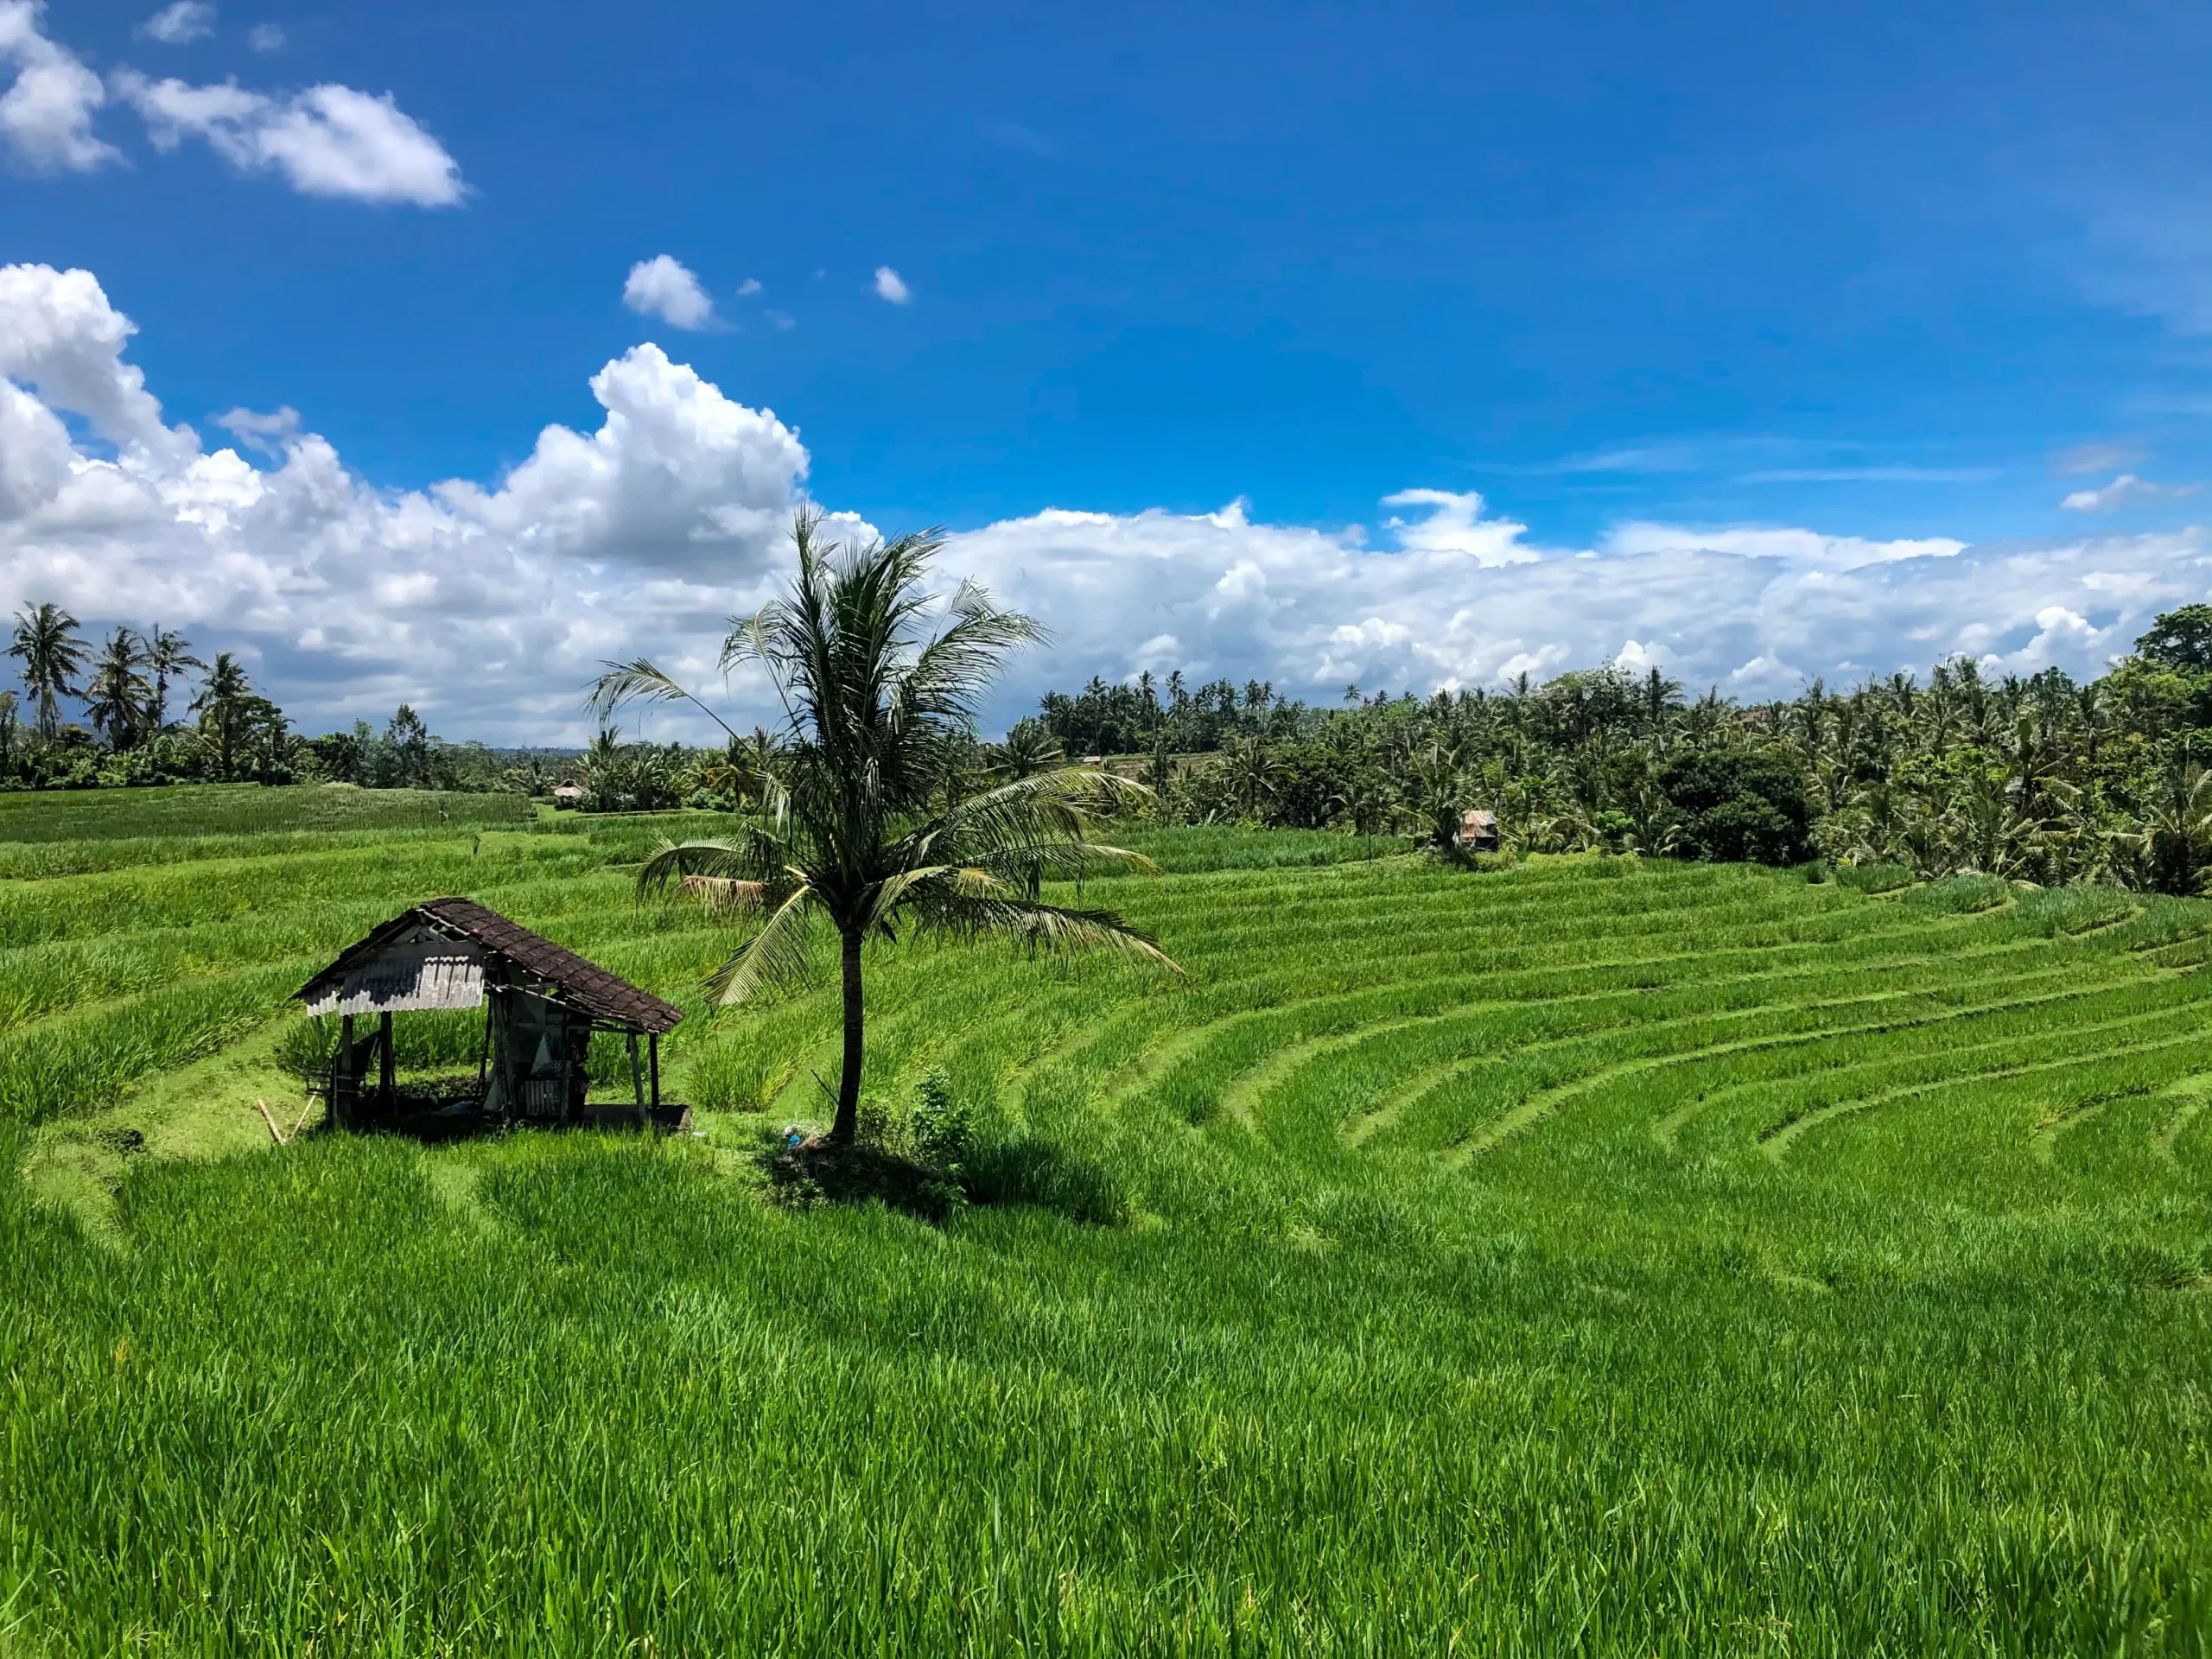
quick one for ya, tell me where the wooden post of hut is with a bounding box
[336,1013,357,1129]
[378,1011,395,1116]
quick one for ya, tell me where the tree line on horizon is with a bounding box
[1020,605,2212,893]
[16,590,2212,896]
[0,604,534,794]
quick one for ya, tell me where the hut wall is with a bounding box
[484,989,593,1122]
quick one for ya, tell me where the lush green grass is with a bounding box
[1110,823,1409,871]
[1,786,2209,1655]
[0,781,535,842]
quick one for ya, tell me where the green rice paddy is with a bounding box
[2,788,2209,1654]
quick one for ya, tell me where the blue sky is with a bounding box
[4,1,2212,736]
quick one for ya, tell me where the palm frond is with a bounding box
[704,881,820,1005]
[904,890,1182,972]
[714,607,781,683]
[930,766,1156,855]
[588,658,742,741]
[867,861,1007,931]
[958,838,1156,887]
[636,833,792,900]
[898,600,1046,727]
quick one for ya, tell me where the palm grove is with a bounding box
[1020,605,2212,894]
[3,606,512,791]
[16,581,2212,894]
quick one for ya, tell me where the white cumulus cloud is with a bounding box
[113,70,465,205]
[1380,488,1540,568]
[137,3,214,44]
[245,22,282,52]
[0,0,118,172]
[0,263,187,458]
[0,264,804,735]
[3,261,2209,743]
[874,265,911,305]
[621,256,719,331]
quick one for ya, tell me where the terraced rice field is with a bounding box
[2,790,2209,1655]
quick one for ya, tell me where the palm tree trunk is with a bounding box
[832,925,865,1143]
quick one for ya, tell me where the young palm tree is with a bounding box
[594,511,1179,1145]
[1402,733,1472,851]
[82,627,153,749]
[143,626,203,732]
[8,602,89,739]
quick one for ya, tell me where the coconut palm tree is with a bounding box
[8,602,89,739]
[2072,681,2109,772]
[696,726,784,810]
[1639,665,1684,742]
[1218,733,1279,821]
[82,627,153,749]
[190,652,256,781]
[1401,733,1474,851]
[2133,763,2212,895]
[143,626,203,732]
[987,716,1062,781]
[594,510,1179,1145]
[576,726,633,810]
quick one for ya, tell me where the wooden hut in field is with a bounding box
[1456,809,1500,853]
[295,897,684,1133]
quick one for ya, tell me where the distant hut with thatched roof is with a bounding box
[1456,809,1499,853]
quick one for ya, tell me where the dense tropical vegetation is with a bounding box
[20,591,2212,895]
[3,606,550,793]
[1032,604,2212,892]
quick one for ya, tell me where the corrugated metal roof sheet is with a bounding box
[300,923,486,1017]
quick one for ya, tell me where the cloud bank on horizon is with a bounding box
[1,263,2206,743]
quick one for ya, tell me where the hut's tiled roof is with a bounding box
[296,896,685,1033]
